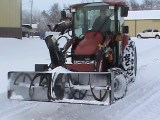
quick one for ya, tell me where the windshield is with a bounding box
[74,5,116,38]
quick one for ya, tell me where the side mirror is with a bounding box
[121,6,129,17]
[61,10,66,20]
[123,26,129,34]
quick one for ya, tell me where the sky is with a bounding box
[22,0,100,12]
[22,0,143,12]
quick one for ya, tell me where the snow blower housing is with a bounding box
[8,2,137,105]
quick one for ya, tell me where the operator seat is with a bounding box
[74,32,104,55]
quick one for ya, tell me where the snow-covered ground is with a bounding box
[1,36,160,120]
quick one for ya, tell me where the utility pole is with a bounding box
[30,0,33,27]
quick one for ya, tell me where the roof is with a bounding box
[124,10,160,20]
[70,2,126,9]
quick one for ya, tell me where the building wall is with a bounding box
[0,0,22,39]
[125,19,160,37]
[124,20,136,37]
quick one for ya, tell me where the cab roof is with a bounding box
[70,2,126,9]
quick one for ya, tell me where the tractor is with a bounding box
[8,2,137,105]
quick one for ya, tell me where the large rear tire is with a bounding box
[123,40,137,83]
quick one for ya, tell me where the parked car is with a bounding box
[137,29,160,39]
[22,25,32,37]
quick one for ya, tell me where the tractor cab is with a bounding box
[62,2,129,37]
[60,2,129,72]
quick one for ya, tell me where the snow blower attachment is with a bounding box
[8,71,116,105]
[8,2,137,105]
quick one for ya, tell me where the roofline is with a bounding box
[104,2,126,6]
[128,9,160,12]
[70,2,126,9]
[125,19,160,20]
[125,10,160,20]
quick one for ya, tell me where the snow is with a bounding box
[124,10,160,20]
[10,92,24,100]
[1,36,160,120]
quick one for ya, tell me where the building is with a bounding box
[0,0,22,39]
[124,10,160,37]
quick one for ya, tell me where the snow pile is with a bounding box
[10,92,24,100]
[49,66,71,73]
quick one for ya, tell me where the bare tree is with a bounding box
[140,0,160,10]
[49,3,61,24]
[32,10,41,23]
[22,9,41,24]
[22,10,30,24]
[40,3,61,25]
[41,10,51,23]
[125,0,160,10]
[128,0,140,10]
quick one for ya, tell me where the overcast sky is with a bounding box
[22,0,143,12]
[22,0,95,11]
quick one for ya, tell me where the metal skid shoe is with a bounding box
[8,70,116,105]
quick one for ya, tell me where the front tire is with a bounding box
[155,35,160,39]
[137,35,141,38]
[111,68,127,100]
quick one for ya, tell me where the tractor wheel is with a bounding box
[123,40,137,83]
[111,68,127,100]
[134,47,137,76]
[114,74,127,100]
